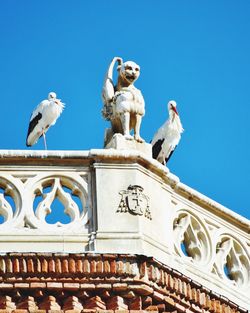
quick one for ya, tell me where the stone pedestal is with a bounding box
[104,133,152,157]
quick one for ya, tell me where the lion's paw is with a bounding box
[124,134,134,141]
[134,135,145,143]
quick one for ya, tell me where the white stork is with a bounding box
[26,92,65,149]
[151,100,184,165]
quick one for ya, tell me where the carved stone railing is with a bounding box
[0,149,249,310]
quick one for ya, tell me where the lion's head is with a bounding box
[118,61,140,85]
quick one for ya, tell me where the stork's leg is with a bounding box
[42,131,48,150]
[165,149,175,164]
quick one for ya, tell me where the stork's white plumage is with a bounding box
[26,92,65,149]
[151,100,184,165]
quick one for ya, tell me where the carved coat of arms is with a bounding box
[117,185,152,220]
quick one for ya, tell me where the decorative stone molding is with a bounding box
[0,253,247,313]
[0,149,249,310]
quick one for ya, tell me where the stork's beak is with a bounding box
[171,105,179,115]
[55,99,65,106]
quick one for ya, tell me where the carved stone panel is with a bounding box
[173,210,211,265]
[0,176,23,230]
[25,174,89,231]
[0,172,90,233]
[212,236,250,288]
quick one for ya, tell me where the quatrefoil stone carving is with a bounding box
[0,177,22,229]
[25,175,89,231]
[173,211,211,265]
[35,178,81,224]
[213,236,250,288]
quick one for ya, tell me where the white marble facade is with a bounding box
[0,149,249,309]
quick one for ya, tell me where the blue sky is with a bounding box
[0,0,249,220]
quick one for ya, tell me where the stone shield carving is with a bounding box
[117,185,151,220]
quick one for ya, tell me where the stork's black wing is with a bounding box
[152,139,164,160]
[26,112,42,146]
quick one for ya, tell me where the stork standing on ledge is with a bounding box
[151,100,184,165]
[26,92,65,149]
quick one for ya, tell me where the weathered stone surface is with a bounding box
[0,150,249,310]
[102,57,146,146]
[105,134,152,156]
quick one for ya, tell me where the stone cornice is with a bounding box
[0,253,247,313]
